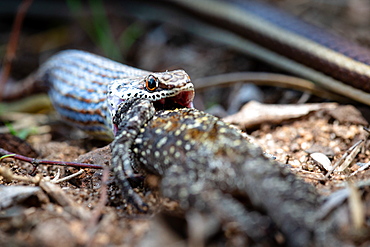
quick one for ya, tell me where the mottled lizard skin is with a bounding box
[111,99,339,246]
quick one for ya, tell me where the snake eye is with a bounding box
[146,75,158,91]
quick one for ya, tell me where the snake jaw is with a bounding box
[108,69,195,137]
[110,89,195,136]
[153,89,195,110]
[174,89,195,108]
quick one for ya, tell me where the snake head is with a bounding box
[107,69,194,135]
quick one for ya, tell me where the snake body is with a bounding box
[125,0,370,104]
[183,0,370,93]
[4,50,194,139]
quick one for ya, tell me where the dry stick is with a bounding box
[348,182,365,229]
[194,72,354,104]
[0,147,145,179]
[51,169,85,184]
[0,166,42,183]
[0,0,34,100]
[324,140,364,180]
[0,147,104,170]
[350,162,370,177]
[86,166,110,247]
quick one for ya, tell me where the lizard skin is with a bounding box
[3,50,194,140]
[111,99,341,246]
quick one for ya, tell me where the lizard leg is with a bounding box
[160,165,277,245]
[111,98,155,210]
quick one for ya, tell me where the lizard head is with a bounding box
[107,69,195,127]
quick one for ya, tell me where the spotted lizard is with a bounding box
[111,98,341,246]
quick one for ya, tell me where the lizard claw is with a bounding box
[130,199,149,213]
[123,175,149,212]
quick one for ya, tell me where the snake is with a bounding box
[124,0,370,105]
[2,49,195,140]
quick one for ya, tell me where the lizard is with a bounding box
[2,49,195,140]
[111,98,342,247]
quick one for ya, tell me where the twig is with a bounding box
[350,162,370,177]
[324,140,363,180]
[291,168,326,181]
[0,147,104,169]
[194,73,352,104]
[0,166,42,183]
[348,182,365,229]
[51,168,61,182]
[86,166,110,247]
[0,0,34,100]
[337,140,363,172]
[89,166,109,226]
[51,169,85,184]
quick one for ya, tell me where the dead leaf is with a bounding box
[328,105,368,125]
[223,101,338,129]
[39,180,90,221]
[74,145,111,167]
[0,185,44,210]
[310,153,332,171]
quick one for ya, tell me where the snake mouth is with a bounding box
[153,89,195,110]
[112,90,194,136]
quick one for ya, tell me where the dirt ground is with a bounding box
[1,0,370,246]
